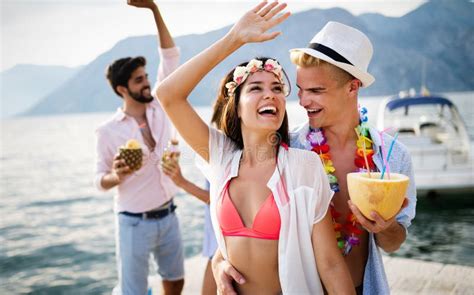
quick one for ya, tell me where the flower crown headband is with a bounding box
[225,59,289,98]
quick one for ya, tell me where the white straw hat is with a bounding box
[290,21,375,87]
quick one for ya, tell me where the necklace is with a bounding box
[136,120,155,150]
[138,122,147,130]
[305,106,376,255]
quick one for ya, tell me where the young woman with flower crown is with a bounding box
[156,2,354,294]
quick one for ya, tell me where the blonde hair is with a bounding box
[290,51,355,86]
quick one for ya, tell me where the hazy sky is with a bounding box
[1,0,426,72]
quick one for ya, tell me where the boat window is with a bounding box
[384,103,460,138]
[419,122,439,129]
[398,128,416,134]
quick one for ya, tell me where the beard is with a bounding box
[128,86,153,104]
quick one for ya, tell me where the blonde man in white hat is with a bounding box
[212,21,416,295]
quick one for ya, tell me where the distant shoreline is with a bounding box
[3,90,473,120]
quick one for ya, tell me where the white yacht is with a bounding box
[377,93,474,196]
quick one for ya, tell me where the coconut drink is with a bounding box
[347,172,409,221]
[119,139,143,171]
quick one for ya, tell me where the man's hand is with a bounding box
[349,198,409,252]
[161,158,185,187]
[127,0,156,9]
[112,153,132,183]
[212,251,246,295]
[348,198,408,233]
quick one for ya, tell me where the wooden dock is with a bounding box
[149,255,474,294]
[383,256,473,294]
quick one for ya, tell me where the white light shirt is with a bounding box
[197,127,334,294]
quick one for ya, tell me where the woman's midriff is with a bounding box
[225,236,281,295]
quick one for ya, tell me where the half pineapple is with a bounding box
[119,139,143,171]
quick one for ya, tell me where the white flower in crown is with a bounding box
[233,66,249,85]
[264,59,281,73]
[225,81,238,97]
[247,59,263,73]
[265,59,288,95]
[226,58,289,98]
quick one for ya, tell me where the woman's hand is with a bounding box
[227,1,291,45]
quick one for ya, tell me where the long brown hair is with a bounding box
[216,57,290,150]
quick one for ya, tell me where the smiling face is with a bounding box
[296,64,358,129]
[126,66,153,103]
[238,70,287,134]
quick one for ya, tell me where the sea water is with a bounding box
[1,92,473,294]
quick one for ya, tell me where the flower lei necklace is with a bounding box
[305,106,376,256]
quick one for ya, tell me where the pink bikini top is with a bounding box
[217,181,281,240]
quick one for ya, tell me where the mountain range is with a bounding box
[2,0,472,117]
[0,65,80,118]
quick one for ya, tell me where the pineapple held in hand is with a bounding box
[125,139,141,149]
[119,139,143,171]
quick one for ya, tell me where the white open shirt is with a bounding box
[197,127,334,294]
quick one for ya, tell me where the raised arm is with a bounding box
[128,0,174,48]
[156,1,290,161]
[128,0,178,86]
